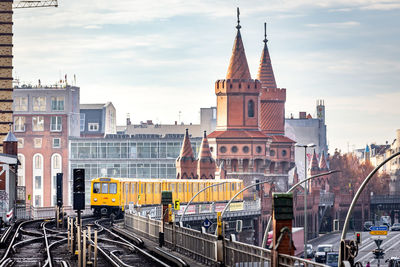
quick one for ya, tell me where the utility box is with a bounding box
[272,193,293,220]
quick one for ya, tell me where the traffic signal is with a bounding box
[73,169,85,193]
[73,169,85,210]
[355,232,361,245]
[255,179,260,191]
[56,173,63,207]
[373,248,385,259]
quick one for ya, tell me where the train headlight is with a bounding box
[94,198,97,202]
[112,198,116,202]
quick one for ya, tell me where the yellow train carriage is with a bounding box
[91,177,243,216]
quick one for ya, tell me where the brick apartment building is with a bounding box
[13,84,80,207]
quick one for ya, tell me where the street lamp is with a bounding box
[338,151,400,266]
[261,170,341,248]
[295,143,316,258]
[179,181,228,226]
[215,180,271,235]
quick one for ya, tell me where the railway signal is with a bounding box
[355,232,361,245]
[56,173,63,207]
[73,168,85,211]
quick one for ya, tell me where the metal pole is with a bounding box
[88,226,92,265]
[67,217,70,250]
[83,229,86,267]
[180,181,228,224]
[304,148,308,259]
[215,181,271,235]
[94,230,98,267]
[338,151,400,266]
[78,225,81,267]
[261,170,340,248]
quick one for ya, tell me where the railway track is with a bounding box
[0,214,187,267]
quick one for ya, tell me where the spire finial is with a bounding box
[263,22,268,44]
[185,128,189,136]
[203,130,207,138]
[236,7,241,30]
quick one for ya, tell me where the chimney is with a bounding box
[299,112,306,119]
[126,113,131,125]
[3,128,18,156]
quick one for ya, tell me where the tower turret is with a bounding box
[3,128,17,156]
[214,8,261,131]
[319,151,328,171]
[176,129,198,179]
[197,131,216,179]
[258,22,286,135]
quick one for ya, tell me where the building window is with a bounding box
[34,138,42,148]
[231,146,238,153]
[248,100,254,118]
[34,154,42,169]
[88,123,99,131]
[34,195,41,207]
[32,96,46,111]
[14,97,28,111]
[51,96,64,111]
[220,146,227,153]
[282,150,287,157]
[35,175,42,189]
[256,146,262,153]
[14,116,25,132]
[50,116,62,131]
[53,138,61,148]
[17,154,25,186]
[80,113,85,132]
[53,154,61,169]
[17,138,24,149]
[270,149,276,156]
[32,116,44,131]
[242,146,249,153]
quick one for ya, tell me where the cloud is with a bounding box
[306,21,360,28]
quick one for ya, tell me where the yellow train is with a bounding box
[90,177,243,216]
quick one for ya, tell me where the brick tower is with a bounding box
[208,8,270,188]
[0,1,14,153]
[176,129,197,179]
[258,23,286,136]
[197,131,216,179]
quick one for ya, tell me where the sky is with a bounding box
[12,0,400,153]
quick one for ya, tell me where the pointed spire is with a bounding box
[198,131,214,162]
[177,129,195,161]
[257,22,277,89]
[226,7,251,80]
[309,149,319,171]
[319,151,328,171]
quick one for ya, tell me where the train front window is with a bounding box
[101,183,109,194]
[93,183,100,194]
[110,183,117,194]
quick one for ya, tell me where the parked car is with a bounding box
[326,252,339,267]
[315,244,333,263]
[386,257,400,267]
[391,223,400,231]
[306,244,315,259]
[364,221,373,231]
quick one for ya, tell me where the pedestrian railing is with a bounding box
[124,213,329,267]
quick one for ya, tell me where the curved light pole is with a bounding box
[179,181,228,224]
[338,151,400,266]
[261,170,341,248]
[215,180,271,235]
[295,143,315,258]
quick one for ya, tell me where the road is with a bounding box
[309,231,400,266]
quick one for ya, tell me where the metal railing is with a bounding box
[15,205,92,220]
[224,239,271,267]
[124,213,328,267]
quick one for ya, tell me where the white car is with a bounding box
[315,244,333,263]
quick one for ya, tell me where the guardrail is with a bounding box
[15,205,92,220]
[124,213,329,267]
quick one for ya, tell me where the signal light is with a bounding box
[56,173,63,207]
[356,232,361,245]
[73,169,85,193]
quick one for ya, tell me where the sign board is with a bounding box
[177,205,195,215]
[215,203,226,212]
[199,204,212,214]
[374,239,383,249]
[174,200,180,210]
[202,218,212,229]
[229,202,244,211]
[272,192,294,220]
[370,226,388,236]
[28,194,31,201]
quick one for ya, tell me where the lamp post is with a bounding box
[179,181,228,225]
[338,151,400,266]
[261,170,340,248]
[295,143,315,258]
[215,180,271,235]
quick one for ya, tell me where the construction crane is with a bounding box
[13,0,58,9]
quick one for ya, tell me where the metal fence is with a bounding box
[15,205,93,220]
[124,213,329,267]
